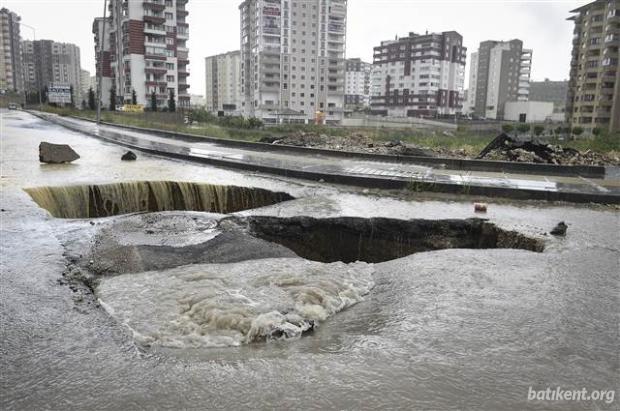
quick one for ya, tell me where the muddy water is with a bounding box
[1,110,619,410]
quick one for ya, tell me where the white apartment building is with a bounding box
[468,39,532,120]
[371,31,467,117]
[205,50,241,113]
[345,58,371,109]
[80,69,91,101]
[239,0,347,124]
[95,0,190,109]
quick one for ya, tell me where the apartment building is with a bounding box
[567,0,620,133]
[370,31,466,117]
[22,40,82,104]
[205,50,241,113]
[529,79,569,116]
[468,39,532,120]
[80,69,91,101]
[92,17,113,107]
[0,7,24,93]
[239,0,347,124]
[345,58,371,110]
[94,0,190,109]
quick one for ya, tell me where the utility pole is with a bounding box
[21,23,42,111]
[96,0,108,124]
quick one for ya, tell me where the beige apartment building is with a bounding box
[205,50,241,114]
[0,7,24,93]
[567,0,620,133]
[239,0,347,124]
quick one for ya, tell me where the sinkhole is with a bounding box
[24,181,295,219]
[244,216,545,263]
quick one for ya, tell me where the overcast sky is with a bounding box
[4,0,584,96]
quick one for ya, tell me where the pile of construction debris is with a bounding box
[477,133,619,166]
[260,131,618,166]
[260,132,434,157]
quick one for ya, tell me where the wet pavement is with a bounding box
[34,111,620,204]
[1,109,619,410]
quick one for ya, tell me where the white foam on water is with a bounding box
[96,258,375,349]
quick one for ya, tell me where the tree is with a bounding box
[501,124,514,134]
[109,86,116,111]
[88,87,96,110]
[131,89,137,105]
[41,86,48,103]
[592,127,602,136]
[81,100,87,110]
[70,85,74,107]
[533,125,545,137]
[150,91,157,112]
[168,89,176,112]
[516,123,531,135]
[572,126,584,138]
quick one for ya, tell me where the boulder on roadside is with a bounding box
[550,222,568,236]
[39,142,80,164]
[121,151,137,161]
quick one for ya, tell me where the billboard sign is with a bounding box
[48,84,72,105]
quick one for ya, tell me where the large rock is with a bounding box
[39,142,80,164]
[121,151,137,161]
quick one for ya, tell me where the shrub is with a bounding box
[501,124,514,134]
[516,123,531,134]
[572,126,584,137]
[533,125,545,136]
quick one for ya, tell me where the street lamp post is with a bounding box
[20,23,43,111]
[96,0,108,125]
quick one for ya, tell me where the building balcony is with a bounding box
[145,67,167,75]
[145,53,168,61]
[145,80,167,87]
[144,15,166,25]
[143,1,165,12]
[177,29,189,39]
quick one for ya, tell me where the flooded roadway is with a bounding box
[1,110,618,410]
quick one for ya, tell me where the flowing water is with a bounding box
[96,259,375,349]
[24,181,294,218]
[2,110,618,410]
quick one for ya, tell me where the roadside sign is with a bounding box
[122,104,144,113]
[48,84,72,104]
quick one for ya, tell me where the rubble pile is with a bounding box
[262,132,434,157]
[477,133,619,166]
[260,131,618,166]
